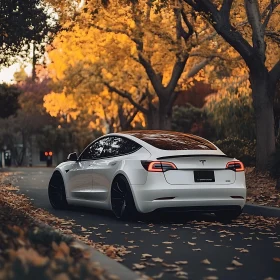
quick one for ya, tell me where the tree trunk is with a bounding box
[250,70,275,171]
[276,178,280,190]
[146,105,159,129]
[146,100,172,130]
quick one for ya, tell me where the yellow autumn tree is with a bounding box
[46,0,235,130]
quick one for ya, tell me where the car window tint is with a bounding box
[101,136,141,157]
[80,137,108,160]
[122,130,216,150]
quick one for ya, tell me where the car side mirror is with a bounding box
[67,152,78,161]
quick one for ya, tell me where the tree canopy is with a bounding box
[0,0,59,67]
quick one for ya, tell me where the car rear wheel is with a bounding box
[215,209,242,221]
[111,175,138,220]
[48,172,68,210]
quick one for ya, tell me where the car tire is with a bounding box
[215,209,242,221]
[111,175,138,220]
[48,172,68,210]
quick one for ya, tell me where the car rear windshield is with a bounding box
[123,130,217,150]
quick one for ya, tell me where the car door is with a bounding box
[91,136,141,201]
[67,137,109,200]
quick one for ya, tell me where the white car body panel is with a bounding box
[52,131,246,214]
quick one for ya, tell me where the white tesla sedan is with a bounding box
[48,130,246,220]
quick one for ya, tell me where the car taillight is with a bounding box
[141,161,177,172]
[226,161,245,172]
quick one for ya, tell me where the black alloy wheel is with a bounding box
[111,176,137,220]
[48,172,68,210]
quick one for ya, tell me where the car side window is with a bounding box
[101,136,141,158]
[80,137,109,160]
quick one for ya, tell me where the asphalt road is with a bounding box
[2,167,280,280]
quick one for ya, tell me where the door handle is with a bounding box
[110,161,117,166]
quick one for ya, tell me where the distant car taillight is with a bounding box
[226,161,245,172]
[141,161,177,172]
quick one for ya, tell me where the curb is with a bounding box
[243,203,280,218]
[74,240,144,280]
[34,221,145,280]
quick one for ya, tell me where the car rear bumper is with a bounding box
[130,173,246,213]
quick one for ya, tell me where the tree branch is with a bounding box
[166,55,189,93]
[266,31,280,43]
[220,0,234,20]
[103,81,148,114]
[138,52,165,95]
[245,0,266,62]
[180,8,194,43]
[183,0,253,65]
[186,57,212,79]
[262,0,280,29]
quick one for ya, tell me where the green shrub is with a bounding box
[172,104,215,140]
[214,137,256,166]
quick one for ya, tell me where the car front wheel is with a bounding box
[111,175,138,220]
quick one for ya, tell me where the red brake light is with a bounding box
[226,161,244,172]
[141,161,177,172]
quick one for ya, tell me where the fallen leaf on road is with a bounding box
[192,248,201,251]
[201,259,211,265]
[188,242,196,246]
[232,260,243,266]
[175,261,188,265]
[152,257,164,263]
[165,251,171,254]
[273,257,280,262]
[162,241,174,244]
[226,267,236,271]
[106,230,112,233]
[142,254,152,258]
[240,249,249,253]
[133,264,146,270]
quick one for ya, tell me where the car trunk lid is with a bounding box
[160,155,236,185]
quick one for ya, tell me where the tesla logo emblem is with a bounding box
[200,160,206,165]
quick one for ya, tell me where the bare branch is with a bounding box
[245,0,266,62]
[262,0,280,29]
[186,58,212,79]
[183,0,253,65]
[266,31,280,43]
[166,55,189,93]
[138,52,165,95]
[180,8,194,43]
[220,0,234,20]
[104,81,148,114]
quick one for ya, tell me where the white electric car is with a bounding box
[48,130,246,220]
